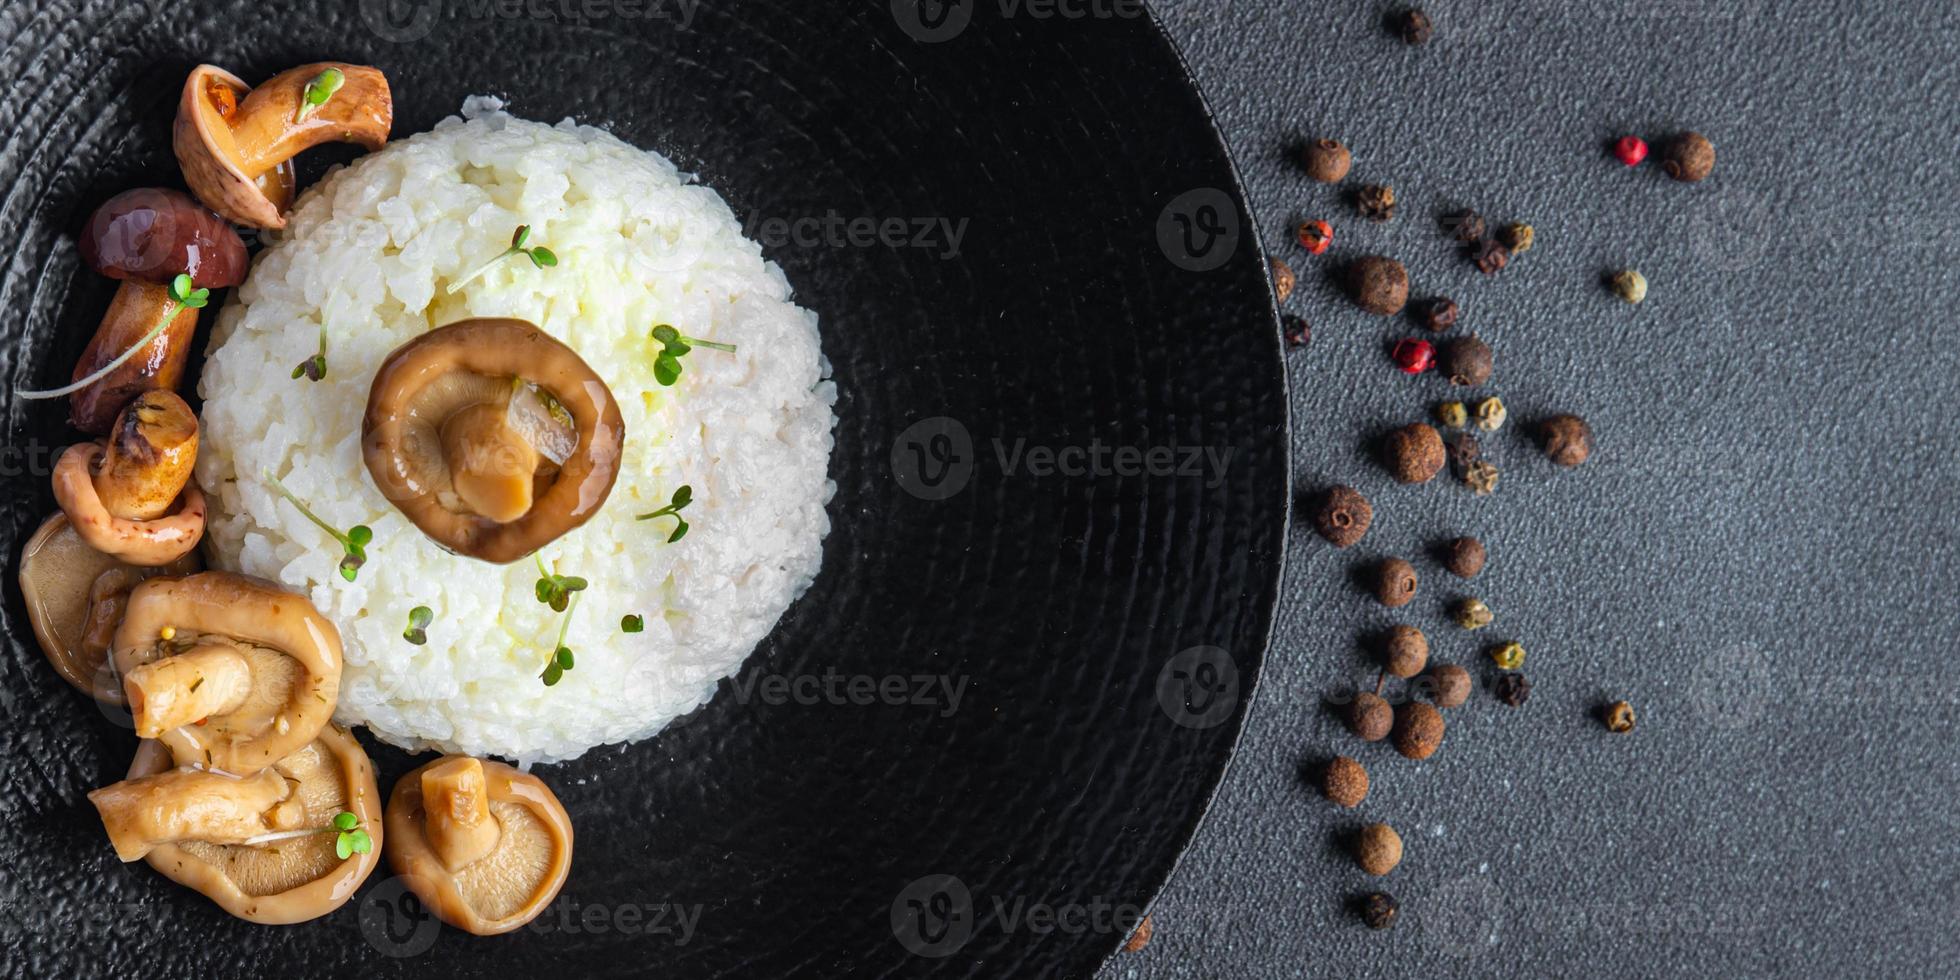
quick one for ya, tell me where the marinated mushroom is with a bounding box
[385,756,574,935]
[16,513,199,702]
[90,725,383,924]
[51,390,207,566]
[111,572,343,773]
[363,318,625,563]
[174,63,393,230]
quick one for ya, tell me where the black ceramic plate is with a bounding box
[0,2,1286,976]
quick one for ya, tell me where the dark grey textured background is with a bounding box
[1105,0,1960,976]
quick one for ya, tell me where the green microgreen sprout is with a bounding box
[403,606,433,645]
[446,224,558,295]
[533,555,588,612]
[262,469,372,581]
[291,324,328,381]
[540,592,580,687]
[20,274,209,400]
[295,68,346,124]
[648,325,737,387]
[242,809,372,861]
[621,614,644,633]
[634,484,693,542]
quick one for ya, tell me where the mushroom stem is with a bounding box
[88,765,292,862]
[94,390,200,521]
[442,402,539,523]
[125,643,253,737]
[420,756,502,871]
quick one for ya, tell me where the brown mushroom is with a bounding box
[93,725,383,924]
[111,572,343,773]
[16,513,199,702]
[363,318,625,563]
[51,391,206,565]
[385,756,574,935]
[174,63,392,230]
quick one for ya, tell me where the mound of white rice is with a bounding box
[195,100,836,764]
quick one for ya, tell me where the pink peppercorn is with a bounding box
[1391,339,1434,375]
[1613,135,1648,167]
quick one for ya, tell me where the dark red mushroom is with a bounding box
[78,188,248,290]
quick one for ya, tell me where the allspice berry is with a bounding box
[1497,222,1534,254]
[1322,755,1370,807]
[1660,131,1715,183]
[1123,916,1153,952]
[1391,701,1445,760]
[1437,335,1493,387]
[1348,255,1408,315]
[1538,414,1593,467]
[1312,485,1373,548]
[1357,184,1397,222]
[1271,258,1296,302]
[1354,823,1403,876]
[1442,536,1486,578]
[1359,892,1399,930]
[1382,624,1428,678]
[1383,422,1445,484]
[1374,557,1418,608]
[1426,664,1471,708]
[1345,692,1393,741]
[1604,700,1637,733]
[1302,138,1352,183]
[1418,297,1459,332]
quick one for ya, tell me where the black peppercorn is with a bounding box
[1384,422,1445,484]
[1302,138,1352,183]
[1444,432,1480,474]
[1359,892,1399,930]
[1437,335,1493,387]
[1537,414,1593,466]
[1417,297,1458,332]
[1374,557,1418,608]
[1660,131,1715,183]
[1382,624,1429,678]
[1283,314,1312,348]
[1441,536,1486,578]
[1347,255,1409,316]
[1312,485,1373,548]
[1393,8,1433,45]
[1472,239,1509,275]
[1493,672,1532,707]
[1444,209,1485,244]
[1357,184,1397,222]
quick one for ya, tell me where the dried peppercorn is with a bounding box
[1123,916,1154,952]
[1434,401,1467,428]
[1538,414,1593,466]
[1461,459,1498,495]
[1444,432,1480,473]
[1444,209,1485,244]
[1437,335,1493,386]
[1354,823,1403,876]
[1472,396,1507,432]
[1284,314,1312,348]
[1604,700,1637,733]
[1610,269,1647,304]
[1384,423,1445,484]
[1612,135,1648,167]
[1393,8,1433,45]
[1426,664,1471,708]
[1417,297,1458,332]
[1359,892,1399,930]
[1660,131,1715,183]
[1322,755,1370,807]
[1489,641,1525,670]
[1493,672,1532,706]
[1297,219,1333,255]
[1471,239,1509,275]
[1374,557,1418,608]
[1302,138,1352,183]
[1345,691,1394,741]
[1312,485,1373,548]
[1391,701,1445,760]
[1382,624,1429,678]
[1442,536,1486,578]
[1391,338,1434,374]
[1349,255,1410,315]
[1453,597,1493,630]
[1497,222,1534,255]
[1357,184,1397,222]
[1271,258,1296,301]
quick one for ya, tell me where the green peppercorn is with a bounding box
[1497,222,1534,254]
[1454,598,1493,630]
[1473,396,1507,432]
[1489,640,1525,670]
[1435,401,1467,428]
[1611,269,1648,304]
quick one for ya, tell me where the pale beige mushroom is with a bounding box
[98,725,383,924]
[51,390,206,566]
[174,63,392,230]
[111,572,342,773]
[385,756,574,935]
[16,513,199,702]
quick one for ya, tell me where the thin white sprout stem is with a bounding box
[17,302,179,400]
